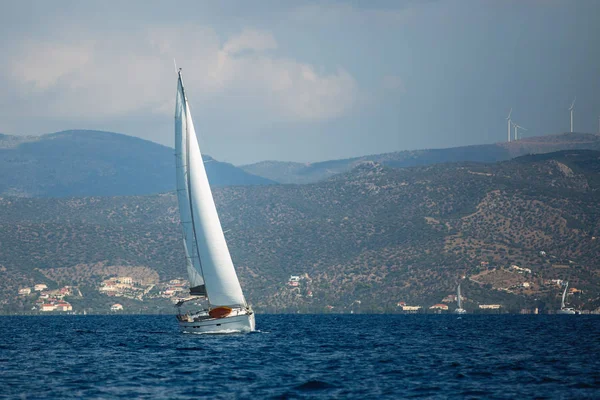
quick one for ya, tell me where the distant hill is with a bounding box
[3,130,597,196]
[0,130,275,197]
[1,150,599,313]
[241,133,600,184]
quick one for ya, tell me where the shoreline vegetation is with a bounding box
[1,135,600,315]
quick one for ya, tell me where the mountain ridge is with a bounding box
[0,129,275,197]
[2,130,599,195]
[241,133,600,184]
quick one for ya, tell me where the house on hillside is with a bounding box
[34,284,48,292]
[41,304,56,312]
[402,305,421,313]
[169,280,187,288]
[116,282,133,290]
[479,304,502,310]
[511,265,532,274]
[55,302,72,311]
[288,275,301,287]
[100,285,118,293]
[18,288,31,295]
[442,295,457,303]
[429,304,449,312]
[111,304,123,311]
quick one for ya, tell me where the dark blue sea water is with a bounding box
[1,315,599,399]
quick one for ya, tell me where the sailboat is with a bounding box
[455,283,466,314]
[173,69,255,333]
[557,281,576,315]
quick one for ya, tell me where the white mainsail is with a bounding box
[457,284,462,309]
[174,72,246,307]
[561,282,568,309]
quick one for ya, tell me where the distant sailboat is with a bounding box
[173,69,255,333]
[557,281,576,315]
[455,283,466,314]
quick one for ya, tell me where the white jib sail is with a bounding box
[175,78,205,291]
[176,73,246,307]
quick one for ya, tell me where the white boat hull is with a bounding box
[557,308,576,315]
[179,312,255,334]
[454,308,467,314]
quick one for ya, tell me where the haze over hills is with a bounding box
[241,133,600,184]
[1,150,599,314]
[0,130,274,197]
[1,131,600,197]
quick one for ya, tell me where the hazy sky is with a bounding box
[1,0,599,164]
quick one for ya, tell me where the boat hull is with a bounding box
[557,308,576,315]
[179,312,255,334]
[454,308,467,314]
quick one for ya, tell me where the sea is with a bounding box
[1,314,599,399]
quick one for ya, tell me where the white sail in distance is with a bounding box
[174,72,246,307]
[561,282,569,309]
[457,284,462,309]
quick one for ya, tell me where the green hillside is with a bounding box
[1,150,599,314]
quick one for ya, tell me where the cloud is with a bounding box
[248,59,356,120]
[290,3,416,26]
[4,25,357,126]
[12,41,94,91]
[212,29,357,120]
[381,75,405,92]
[222,29,277,55]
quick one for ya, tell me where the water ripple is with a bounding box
[0,315,599,399]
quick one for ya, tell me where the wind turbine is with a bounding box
[569,98,576,133]
[512,122,527,141]
[506,108,512,142]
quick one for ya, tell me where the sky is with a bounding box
[1,0,599,165]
